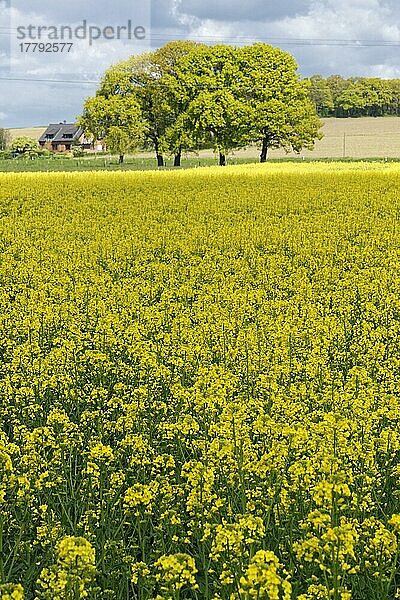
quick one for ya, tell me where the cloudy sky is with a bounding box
[1,0,400,127]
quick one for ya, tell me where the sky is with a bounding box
[1,0,400,127]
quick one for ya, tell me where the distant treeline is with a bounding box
[308,75,400,118]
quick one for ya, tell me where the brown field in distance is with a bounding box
[8,117,400,160]
[9,126,47,141]
[268,117,400,159]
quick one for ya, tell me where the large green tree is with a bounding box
[97,41,201,167]
[170,45,251,165]
[98,53,168,166]
[170,43,321,164]
[236,44,322,162]
[155,41,205,166]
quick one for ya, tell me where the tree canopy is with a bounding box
[236,44,321,161]
[79,42,323,166]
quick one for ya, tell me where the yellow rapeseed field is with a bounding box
[1,163,400,600]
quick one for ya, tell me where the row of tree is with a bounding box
[79,42,322,166]
[308,75,400,118]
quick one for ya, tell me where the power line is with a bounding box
[150,34,400,47]
[0,27,400,47]
[2,74,400,89]
[0,76,99,84]
[0,26,397,43]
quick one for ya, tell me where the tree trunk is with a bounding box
[174,149,182,167]
[157,154,164,167]
[219,152,226,166]
[119,154,124,164]
[260,138,269,163]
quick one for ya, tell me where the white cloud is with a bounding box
[164,0,400,78]
[9,2,150,78]
[370,64,400,77]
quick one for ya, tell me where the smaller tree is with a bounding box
[10,136,39,158]
[98,54,168,167]
[79,94,144,164]
[105,127,134,163]
[0,128,10,151]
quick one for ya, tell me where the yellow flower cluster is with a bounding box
[239,550,292,599]
[155,553,198,594]
[0,585,24,600]
[0,163,400,598]
[36,536,96,600]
